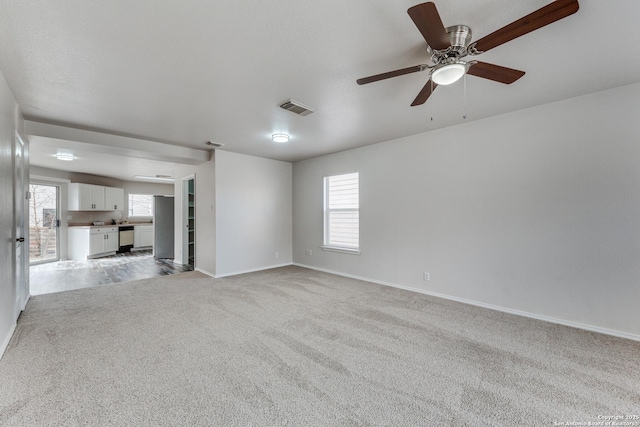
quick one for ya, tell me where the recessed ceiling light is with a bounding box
[55,150,74,161]
[272,133,289,143]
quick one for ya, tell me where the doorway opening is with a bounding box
[28,183,60,264]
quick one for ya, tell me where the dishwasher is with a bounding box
[118,226,134,253]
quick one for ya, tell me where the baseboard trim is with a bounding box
[293,263,640,342]
[195,267,216,278]
[215,262,293,279]
[0,323,17,360]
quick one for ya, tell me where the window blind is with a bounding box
[324,172,359,249]
[128,194,153,217]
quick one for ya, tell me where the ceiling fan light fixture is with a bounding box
[272,133,289,143]
[431,62,467,85]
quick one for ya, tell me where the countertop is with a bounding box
[68,223,153,229]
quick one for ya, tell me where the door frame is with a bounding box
[28,181,62,265]
[13,132,28,314]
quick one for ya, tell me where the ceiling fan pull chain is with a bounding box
[430,79,434,122]
[463,73,468,120]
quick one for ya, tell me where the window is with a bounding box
[128,194,154,217]
[323,172,359,253]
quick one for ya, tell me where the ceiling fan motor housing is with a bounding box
[446,25,472,49]
[428,25,472,63]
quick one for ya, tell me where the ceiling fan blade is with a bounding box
[411,80,438,106]
[357,65,425,85]
[473,0,579,53]
[467,62,525,84]
[408,2,450,51]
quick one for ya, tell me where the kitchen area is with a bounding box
[29,176,191,295]
[66,183,165,260]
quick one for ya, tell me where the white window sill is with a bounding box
[321,245,361,255]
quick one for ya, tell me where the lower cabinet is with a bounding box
[134,225,154,248]
[68,227,118,260]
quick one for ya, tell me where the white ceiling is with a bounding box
[1,1,640,180]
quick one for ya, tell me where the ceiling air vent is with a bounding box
[279,99,315,116]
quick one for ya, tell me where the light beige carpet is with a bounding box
[0,266,638,426]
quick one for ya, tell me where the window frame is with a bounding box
[322,171,360,255]
[127,194,154,218]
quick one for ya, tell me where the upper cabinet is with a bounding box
[68,183,124,211]
[105,187,125,211]
[68,183,104,210]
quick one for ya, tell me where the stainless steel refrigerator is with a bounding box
[153,195,174,259]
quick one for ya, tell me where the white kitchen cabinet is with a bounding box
[104,229,119,252]
[68,183,124,211]
[105,187,125,211]
[134,225,154,248]
[89,232,105,255]
[68,226,118,260]
[68,183,106,210]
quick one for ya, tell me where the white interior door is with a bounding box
[14,133,28,314]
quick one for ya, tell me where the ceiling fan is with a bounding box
[357,0,579,106]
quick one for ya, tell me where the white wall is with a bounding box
[215,150,292,277]
[0,69,22,356]
[194,160,216,274]
[173,157,216,275]
[293,82,640,339]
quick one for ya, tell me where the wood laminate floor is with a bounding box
[29,250,194,295]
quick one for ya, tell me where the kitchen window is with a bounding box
[128,194,153,217]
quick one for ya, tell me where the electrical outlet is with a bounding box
[275,252,279,259]
[423,272,430,281]
[305,249,312,256]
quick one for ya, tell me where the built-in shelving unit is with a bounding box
[187,179,195,266]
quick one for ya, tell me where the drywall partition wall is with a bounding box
[293,82,640,339]
[194,159,215,275]
[215,150,292,277]
[0,69,20,357]
[173,158,216,275]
